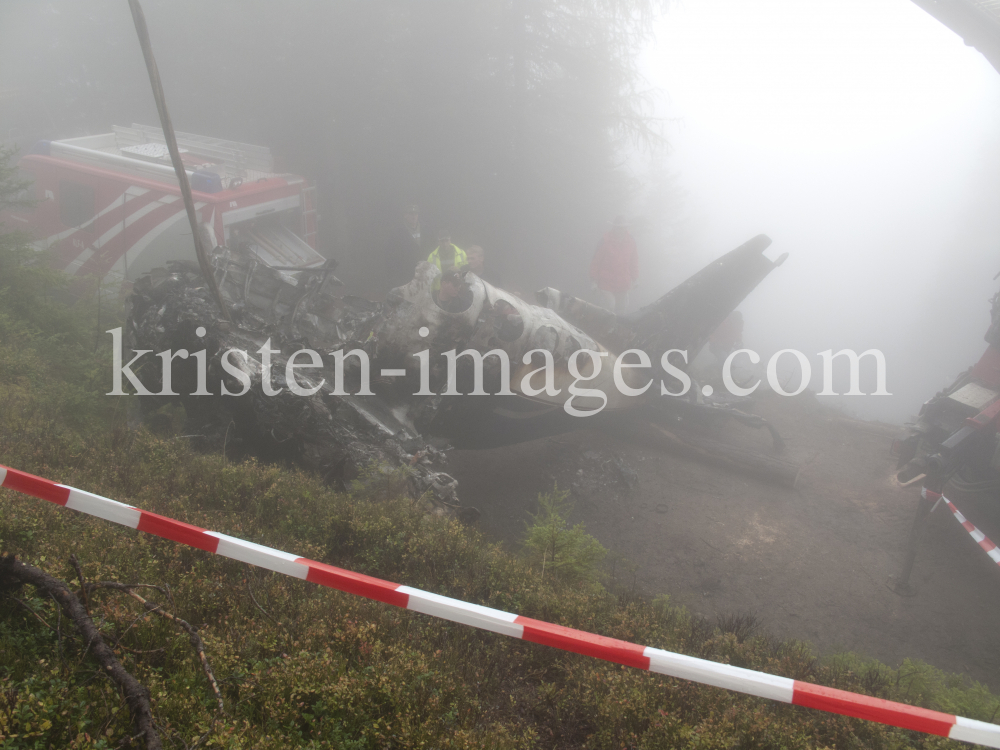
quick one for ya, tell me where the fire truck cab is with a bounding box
[12,124,322,284]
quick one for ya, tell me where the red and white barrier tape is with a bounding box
[2,464,999,747]
[923,488,1000,566]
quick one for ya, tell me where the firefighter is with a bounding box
[427,229,467,273]
[589,215,638,314]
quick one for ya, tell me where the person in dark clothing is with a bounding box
[385,204,422,286]
[433,268,474,313]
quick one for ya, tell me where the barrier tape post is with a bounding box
[2,463,999,748]
[923,488,1000,567]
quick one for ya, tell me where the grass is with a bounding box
[1,185,999,747]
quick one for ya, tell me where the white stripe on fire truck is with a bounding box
[60,190,158,273]
[41,188,147,249]
[67,248,95,274]
[115,202,207,274]
[102,194,190,279]
[65,188,159,274]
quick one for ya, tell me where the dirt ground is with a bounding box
[448,390,1000,691]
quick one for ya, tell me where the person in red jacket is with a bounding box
[590,215,638,313]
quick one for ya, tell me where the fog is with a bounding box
[2,0,999,423]
[635,0,1000,422]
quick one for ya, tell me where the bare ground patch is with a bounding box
[449,390,1000,690]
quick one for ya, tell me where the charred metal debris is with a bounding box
[125,249,470,519]
[124,236,789,517]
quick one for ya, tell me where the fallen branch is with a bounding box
[0,554,162,750]
[85,582,224,715]
[69,553,89,613]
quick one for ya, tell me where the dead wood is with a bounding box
[0,554,162,750]
[85,581,224,716]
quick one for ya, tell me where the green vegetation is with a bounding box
[523,485,607,586]
[1,158,999,748]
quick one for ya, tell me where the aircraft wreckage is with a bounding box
[124,233,793,517]
[14,125,796,517]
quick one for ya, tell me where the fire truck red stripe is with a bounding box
[515,616,651,669]
[792,682,956,736]
[0,468,71,506]
[135,511,219,552]
[50,192,161,269]
[299,559,410,608]
[77,200,197,278]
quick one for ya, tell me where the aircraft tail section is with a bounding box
[624,234,785,357]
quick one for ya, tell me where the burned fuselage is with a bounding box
[124,233,786,506]
[370,234,786,447]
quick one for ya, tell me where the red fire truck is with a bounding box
[11,123,322,284]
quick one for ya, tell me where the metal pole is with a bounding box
[126,0,232,323]
[892,479,943,596]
